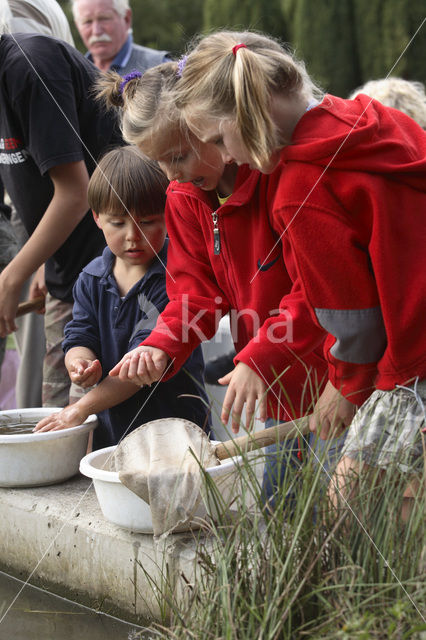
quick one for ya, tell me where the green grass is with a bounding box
[134,421,425,639]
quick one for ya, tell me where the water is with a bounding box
[0,571,159,640]
[0,423,36,435]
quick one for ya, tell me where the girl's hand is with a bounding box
[109,346,170,386]
[309,380,356,440]
[67,358,102,387]
[34,404,88,432]
[219,362,267,434]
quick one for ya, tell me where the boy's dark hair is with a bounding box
[88,145,168,216]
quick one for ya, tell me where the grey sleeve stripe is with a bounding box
[315,306,387,364]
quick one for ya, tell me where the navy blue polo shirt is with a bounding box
[63,241,210,449]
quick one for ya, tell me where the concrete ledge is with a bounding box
[0,474,200,623]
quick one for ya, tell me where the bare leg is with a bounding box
[328,455,368,512]
[329,455,423,523]
[401,476,423,523]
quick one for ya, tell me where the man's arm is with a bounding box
[0,160,89,336]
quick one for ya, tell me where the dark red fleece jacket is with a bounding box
[268,94,426,404]
[141,165,328,421]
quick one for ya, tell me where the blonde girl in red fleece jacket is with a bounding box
[173,30,426,516]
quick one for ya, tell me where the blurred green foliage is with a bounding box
[352,0,426,91]
[58,0,425,96]
[282,0,361,96]
[203,0,287,39]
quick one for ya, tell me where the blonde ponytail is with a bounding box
[231,45,276,169]
[95,71,125,109]
[95,63,185,151]
[176,31,322,169]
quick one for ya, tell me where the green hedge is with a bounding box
[58,0,425,95]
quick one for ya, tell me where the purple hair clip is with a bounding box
[177,55,188,78]
[119,70,142,95]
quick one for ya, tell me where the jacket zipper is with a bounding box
[212,210,221,255]
[211,208,240,311]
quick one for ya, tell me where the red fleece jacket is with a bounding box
[141,165,328,420]
[269,94,426,404]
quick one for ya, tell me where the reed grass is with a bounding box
[136,412,425,639]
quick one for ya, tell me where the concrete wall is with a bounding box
[0,475,201,624]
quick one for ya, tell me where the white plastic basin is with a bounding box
[80,443,243,534]
[0,408,98,487]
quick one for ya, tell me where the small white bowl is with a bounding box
[0,408,97,487]
[80,444,243,534]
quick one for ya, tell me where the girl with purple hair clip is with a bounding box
[97,63,335,508]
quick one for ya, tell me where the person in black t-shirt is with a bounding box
[0,33,123,406]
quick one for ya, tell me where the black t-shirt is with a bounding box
[0,33,123,301]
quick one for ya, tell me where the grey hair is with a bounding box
[1,0,74,44]
[0,0,13,34]
[350,77,426,130]
[71,0,130,21]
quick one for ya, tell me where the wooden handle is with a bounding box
[214,416,310,461]
[15,296,45,318]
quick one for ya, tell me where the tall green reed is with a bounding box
[135,388,425,639]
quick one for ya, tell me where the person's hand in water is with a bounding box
[34,404,89,432]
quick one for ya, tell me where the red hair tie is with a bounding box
[232,43,247,56]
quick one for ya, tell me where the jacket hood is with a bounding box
[283,94,426,191]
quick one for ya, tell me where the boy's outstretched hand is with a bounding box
[67,358,102,388]
[109,346,170,386]
[34,404,88,432]
[219,362,267,434]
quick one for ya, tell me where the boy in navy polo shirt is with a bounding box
[35,146,210,448]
